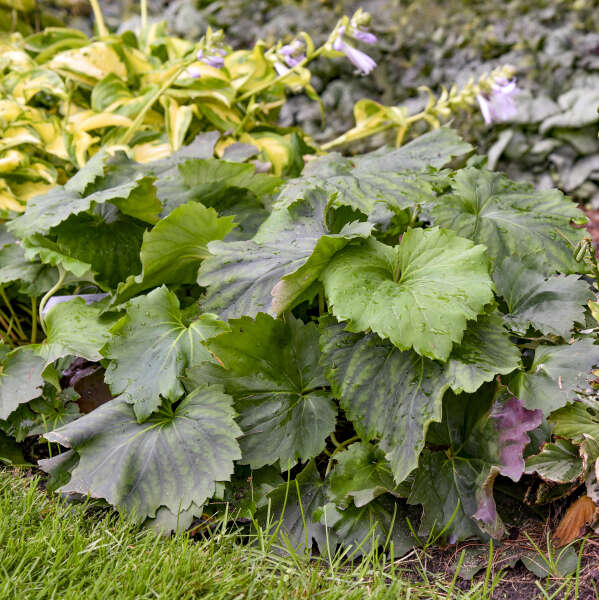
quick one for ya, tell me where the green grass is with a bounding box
[0,469,588,599]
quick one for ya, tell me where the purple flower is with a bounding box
[273,62,289,76]
[196,49,225,69]
[186,65,203,79]
[477,78,519,124]
[280,40,305,68]
[332,26,377,75]
[352,27,377,45]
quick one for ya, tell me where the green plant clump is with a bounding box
[0,122,596,555]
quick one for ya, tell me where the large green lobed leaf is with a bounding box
[428,168,587,275]
[195,313,336,470]
[321,227,493,361]
[44,387,242,521]
[116,203,236,303]
[103,286,228,422]
[320,318,448,484]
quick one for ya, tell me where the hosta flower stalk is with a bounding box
[321,65,517,150]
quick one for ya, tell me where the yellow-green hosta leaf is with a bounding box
[23,27,88,59]
[0,150,24,172]
[91,73,132,112]
[0,180,24,213]
[68,110,133,132]
[226,45,273,92]
[321,228,494,361]
[195,100,242,130]
[240,132,291,175]
[160,96,193,151]
[48,41,127,86]
[12,68,66,103]
[131,141,172,163]
[0,44,33,70]
[0,0,35,12]
[0,99,22,122]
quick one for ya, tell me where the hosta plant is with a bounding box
[0,126,597,553]
[0,3,517,216]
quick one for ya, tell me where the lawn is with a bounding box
[2,469,597,600]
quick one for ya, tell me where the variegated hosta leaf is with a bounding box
[44,387,242,521]
[444,311,521,394]
[409,391,542,542]
[428,168,587,275]
[115,203,236,303]
[525,439,583,484]
[102,286,228,422]
[0,346,45,420]
[319,318,448,484]
[494,257,593,339]
[193,313,336,470]
[509,339,598,415]
[198,188,372,319]
[321,227,493,361]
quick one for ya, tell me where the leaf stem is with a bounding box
[325,434,360,476]
[30,297,38,344]
[321,113,423,151]
[0,313,17,343]
[0,288,26,340]
[318,290,325,316]
[236,47,324,103]
[140,0,148,33]
[39,266,66,336]
[88,0,109,38]
[117,59,194,146]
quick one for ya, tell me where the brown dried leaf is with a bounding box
[553,495,597,547]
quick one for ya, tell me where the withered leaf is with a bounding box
[553,495,597,547]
